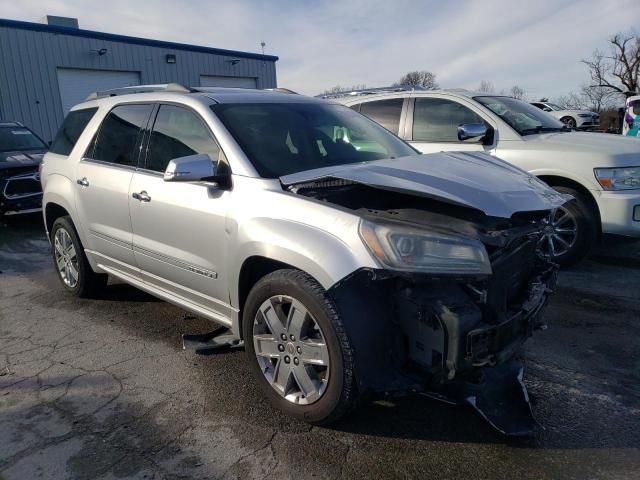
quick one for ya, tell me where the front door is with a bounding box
[75,103,153,276]
[408,97,495,155]
[129,104,232,320]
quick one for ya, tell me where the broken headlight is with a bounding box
[359,219,492,275]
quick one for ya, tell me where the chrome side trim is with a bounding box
[90,251,235,329]
[80,157,137,171]
[89,229,133,250]
[134,244,218,279]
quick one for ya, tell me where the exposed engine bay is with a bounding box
[288,178,560,435]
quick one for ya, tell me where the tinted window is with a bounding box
[531,103,545,110]
[0,127,47,153]
[412,98,484,142]
[49,108,97,155]
[144,105,222,173]
[475,96,565,135]
[90,104,152,166]
[211,102,417,178]
[359,99,403,134]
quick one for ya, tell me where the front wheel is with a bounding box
[243,269,357,425]
[560,116,577,128]
[538,187,598,266]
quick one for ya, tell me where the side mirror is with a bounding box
[457,123,487,141]
[164,153,215,182]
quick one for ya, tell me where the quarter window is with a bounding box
[359,99,403,134]
[89,104,153,167]
[145,105,223,173]
[412,98,484,142]
[50,108,97,156]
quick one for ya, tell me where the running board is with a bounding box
[182,327,244,354]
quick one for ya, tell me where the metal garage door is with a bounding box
[200,75,257,89]
[57,68,141,114]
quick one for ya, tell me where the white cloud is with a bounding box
[3,0,639,98]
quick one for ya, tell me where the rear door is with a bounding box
[75,103,153,277]
[129,104,233,322]
[406,96,495,154]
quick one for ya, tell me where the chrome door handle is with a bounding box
[132,191,151,202]
[76,177,89,187]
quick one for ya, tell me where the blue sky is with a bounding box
[2,0,639,98]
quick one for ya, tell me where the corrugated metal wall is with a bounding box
[0,23,278,142]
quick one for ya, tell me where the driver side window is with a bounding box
[145,105,225,173]
[412,98,484,142]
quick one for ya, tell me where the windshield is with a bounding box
[474,96,566,135]
[0,127,47,152]
[211,102,418,178]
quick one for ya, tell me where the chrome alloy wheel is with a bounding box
[54,228,79,288]
[538,206,578,258]
[253,295,330,405]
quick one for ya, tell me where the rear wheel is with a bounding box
[537,187,598,266]
[51,216,108,297]
[243,269,357,425]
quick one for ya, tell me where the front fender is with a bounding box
[228,217,377,308]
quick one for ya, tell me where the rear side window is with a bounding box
[412,98,484,142]
[359,99,403,134]
[145,105,223,173]
[88,104,153,167]
[50,108,98,155]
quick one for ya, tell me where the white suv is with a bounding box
[336,89,640,265]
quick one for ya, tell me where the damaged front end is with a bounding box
[286,172,564,435]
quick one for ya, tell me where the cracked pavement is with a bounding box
[1,215,640,479]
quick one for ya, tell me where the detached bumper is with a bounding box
[594,190,640,237]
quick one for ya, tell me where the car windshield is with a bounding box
[0,127,47,152]
[211,102,418,178]
[474,96,567,136]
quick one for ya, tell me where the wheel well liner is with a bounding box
[44,202,70,236]
[537,175,601,232]
[237,256,294,337]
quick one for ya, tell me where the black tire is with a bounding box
[549,186,598,266]
[243,269,357,425]
[560,116,577,128]
[51,216,108,297]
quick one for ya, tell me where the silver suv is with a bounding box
[41,84,567,434]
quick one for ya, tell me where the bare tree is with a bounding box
[555,85,621,112]
[320,84,367,95]
[477,80,495,93]
[394,71,439,89]
[509,85,527,100]
[555,92,586,110]
[582,32,640,96]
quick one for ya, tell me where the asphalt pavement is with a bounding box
[1,214,639,480]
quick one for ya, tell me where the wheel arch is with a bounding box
[537,175,602,233]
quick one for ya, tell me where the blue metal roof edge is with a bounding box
[0,18,279,62]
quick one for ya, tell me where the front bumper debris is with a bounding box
[420,358,537,436]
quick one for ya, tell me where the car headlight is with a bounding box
[578,114,592,118]
[359,219,491,275]
[594,167,640,190]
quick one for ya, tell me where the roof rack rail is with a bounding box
[85,83,193,101]
[264,87,299,95]
[316,84,427,99]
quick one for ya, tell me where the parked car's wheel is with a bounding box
[243,269,357,425]
[51,216,108,297]
[538,187,598,266]
[560,116,577,128]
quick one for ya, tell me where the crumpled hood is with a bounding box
[0,150,45,170]
[281,152,570,219]
[524,132,640,166]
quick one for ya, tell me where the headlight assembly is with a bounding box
[359,219,491,275]
[594,167,640,190]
